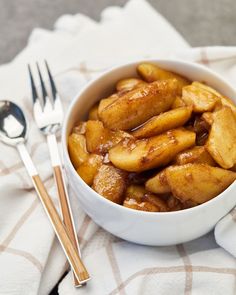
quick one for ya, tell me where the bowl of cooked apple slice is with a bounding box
[62,59,236,245]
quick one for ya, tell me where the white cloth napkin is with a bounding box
[0,0,236,294]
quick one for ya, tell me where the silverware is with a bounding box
[27,61,89,286]
[0,100,90,285]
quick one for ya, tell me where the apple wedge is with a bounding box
[182,82,220,112]
[85,120,131,154]
[92,164,127,204]
[137,63,189,94]
[206,106,236,169]
[132,106,192,138]
[109,128,196,172]
[165,164,236,204]
[145,169,171,194]
[174,146,216,166]
[99,79,178,130]
[68,133,88,169]
[77,154,103,185]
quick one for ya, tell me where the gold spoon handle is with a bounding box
[17,143,90,285]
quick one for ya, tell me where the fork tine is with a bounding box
[36,62,48,106]
[28,64,39,104]
[45,60,57,101]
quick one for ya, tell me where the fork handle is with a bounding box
[17,143,90,285]
[47,134,83,286]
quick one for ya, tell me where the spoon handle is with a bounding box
[16,143,90,285]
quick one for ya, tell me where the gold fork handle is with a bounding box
[53,165,82,286]
[17,143,90,285]
[47,133,83,286]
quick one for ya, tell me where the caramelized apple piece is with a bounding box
[92,165,127,204]
[165,164,236,204]
[109,128,196,172]
[77,154,103,185]
[68,133,88,169]
[193,82,236,118]
[145,169,171,194]
[137,63,189,94]
[182,82,220,112]
[88,103,99,120]
[174,146,216,166]
[99,79,178,130]
[132,106,192,138]
[85,120,131,154]
[206,107,236,169]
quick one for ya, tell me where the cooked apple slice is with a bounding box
[77,154,103,185]
[145,169,171,194]
[174,146,216,166]
[92,164,127,204]
[182,82,220,112]
[123,185,167,212]
[109,128,196,172]
[137,63,189,94]
[206,106,236,169]
[85,120,131,154]
[116,78,147,92]
[132,106,192,138]
[88,103,99,120]
[165,164,236,204]
[68,133,88,169]
[193,82,236,118]
[99,79,178,130]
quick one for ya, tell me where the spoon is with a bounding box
[0,100,90,285]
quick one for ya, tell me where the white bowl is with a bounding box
[62,59,236,246]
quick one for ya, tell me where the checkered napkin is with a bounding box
[0,0,236,294]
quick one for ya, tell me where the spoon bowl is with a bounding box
[0,100,27,146]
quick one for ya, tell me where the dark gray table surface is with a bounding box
[0,0,236,64]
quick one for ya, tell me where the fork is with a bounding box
[28,61,90,286]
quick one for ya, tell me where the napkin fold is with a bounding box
[0,0,236,294]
